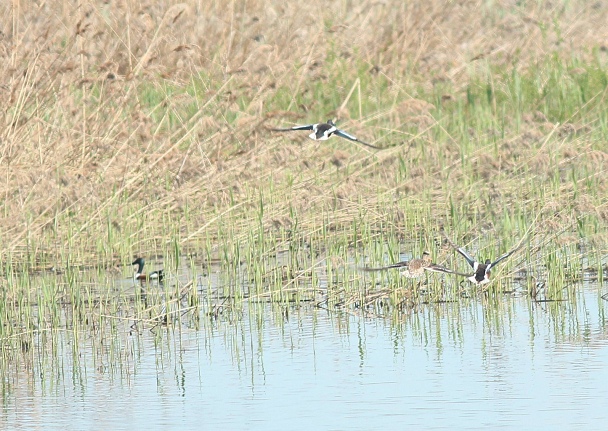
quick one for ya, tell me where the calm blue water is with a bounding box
[2,286,607,430]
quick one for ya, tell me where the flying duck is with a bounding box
[272,119,381,149]
[362,251,468,278]
[443,234,521,286]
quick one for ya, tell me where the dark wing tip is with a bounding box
[491,243,522,266]
[334,129,381,149]
[441,231,459,248]
[357,140,382,150]
[360,266,385,272]
[361,261,410,272]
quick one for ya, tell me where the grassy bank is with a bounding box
[0,0,607,293]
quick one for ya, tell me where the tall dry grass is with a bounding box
[1,0,608,270]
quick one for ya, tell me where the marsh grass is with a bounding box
[0,0,608,374]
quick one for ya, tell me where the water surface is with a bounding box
[2,279,607,430]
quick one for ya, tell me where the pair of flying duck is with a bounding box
[364,234,521,286]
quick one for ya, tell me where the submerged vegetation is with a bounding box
[0,0,607,372]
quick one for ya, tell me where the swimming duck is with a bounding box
[132,257,164,282]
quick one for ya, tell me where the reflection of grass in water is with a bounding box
[3,287,600,392]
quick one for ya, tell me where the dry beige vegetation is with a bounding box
[2,0,608,269]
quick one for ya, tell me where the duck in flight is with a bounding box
[132,257,164,282]
[443,234,521,286]
[362,251,468,278]
[272,119,381,149]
